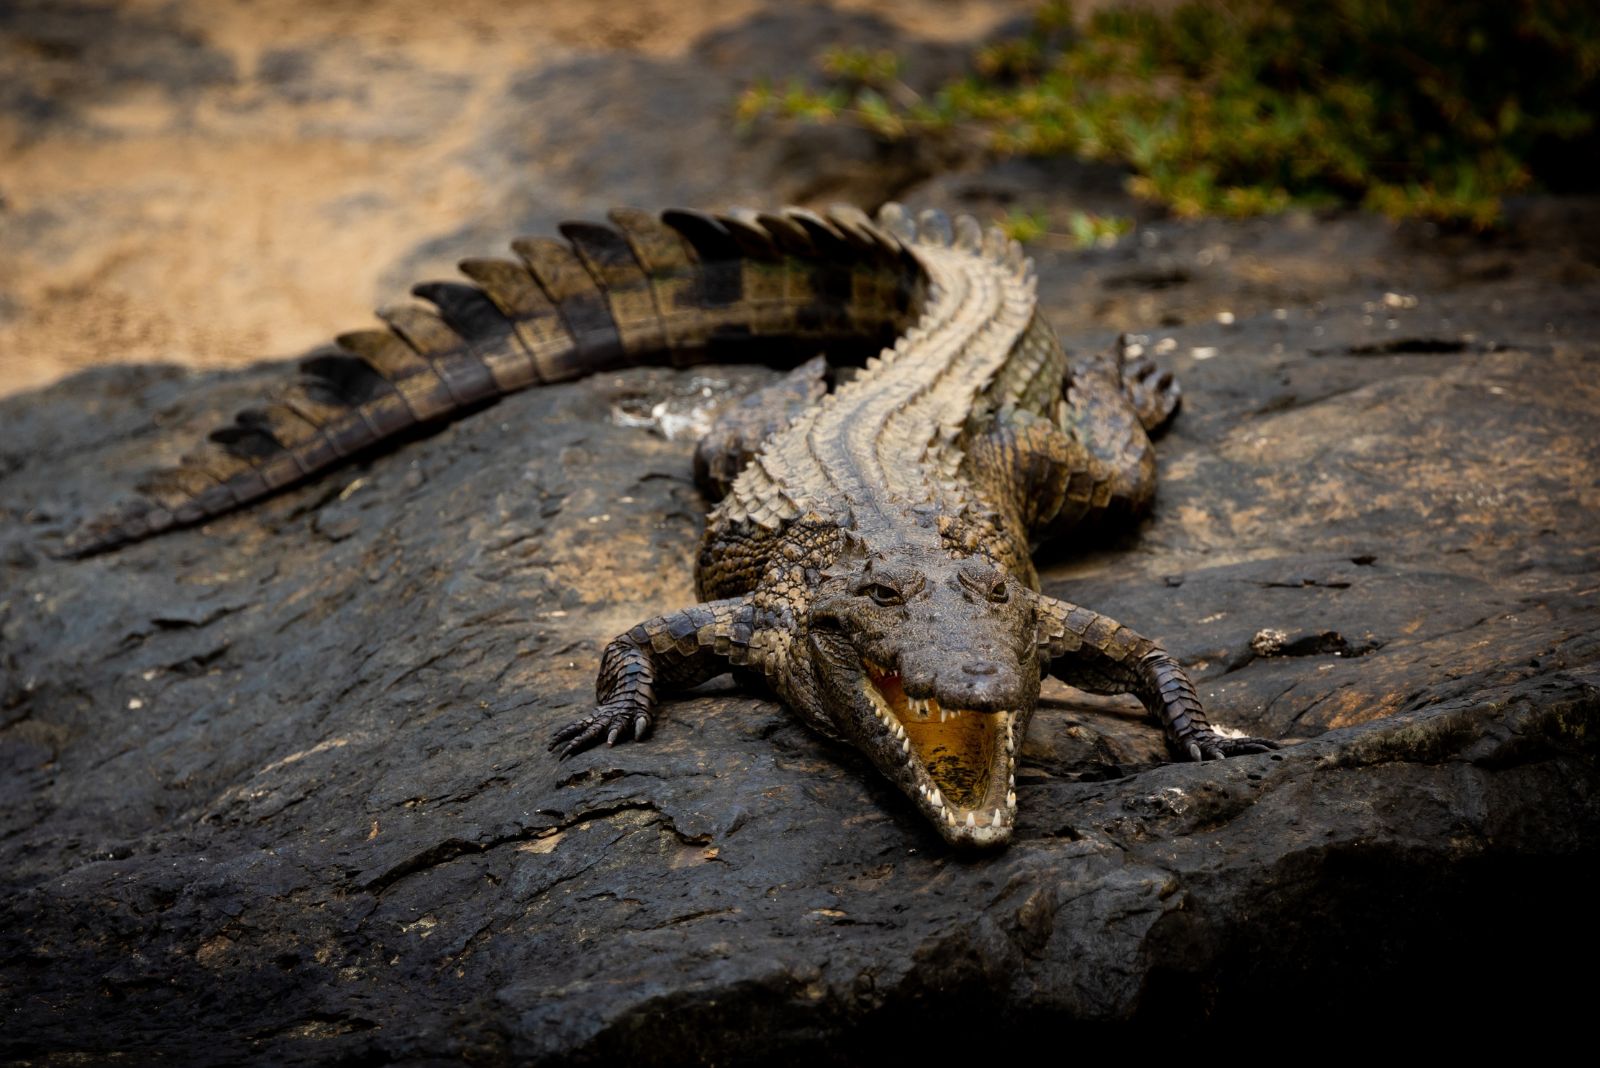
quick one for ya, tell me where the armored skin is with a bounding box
[65,203,1276,848]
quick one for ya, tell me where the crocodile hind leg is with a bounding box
[964,405,1147,560]
[693,355,829,500]
[1009,331,1183,534]
[1031,592,1278,760]
[1045,340,1163,529]
[549,595,759,757]
[1118,335,1182,434]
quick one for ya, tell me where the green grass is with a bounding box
[737,1,1600,227]
[995,209,1134,248]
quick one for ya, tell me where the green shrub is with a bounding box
[738,1,1600,226]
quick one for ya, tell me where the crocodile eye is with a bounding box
[959,565,1009,602]
[858,582,904,607]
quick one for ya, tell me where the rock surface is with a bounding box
[5,204,1598,1059]
[3,2,1600,1063]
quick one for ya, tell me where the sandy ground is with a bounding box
[0,0,1027,397]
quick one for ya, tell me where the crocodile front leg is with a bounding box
[549,596,758,758]
[1031,592,1278,760]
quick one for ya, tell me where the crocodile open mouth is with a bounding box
[861,659,1016,843]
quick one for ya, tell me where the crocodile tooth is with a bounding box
[1007,791,1016,809]
[901,736,911,755]
[991,809,1002,828]
[929,787,943,809]
[945,809,956,826]
[966,811,977,828]
[1009,774,1015,789]
[939,707,946,723]
[863,682,894,719]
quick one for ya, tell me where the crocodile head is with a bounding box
[805,542,1041,847]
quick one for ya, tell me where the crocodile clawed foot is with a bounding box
[1119,342,1182,433]
[1182,731,1281,761]
[548,700,653,759]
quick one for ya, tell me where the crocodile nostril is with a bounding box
[962,660,1000,676]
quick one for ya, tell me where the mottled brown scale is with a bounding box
[513,237,624,361]
[335,329,430,382]
[560,223,667,360]
[454,258,567,385]
[61,203,1274,848]
[607,208,707,351]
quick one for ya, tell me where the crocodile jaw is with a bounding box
[861,660,1017,847]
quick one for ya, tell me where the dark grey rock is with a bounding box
[3,200,1598,1061]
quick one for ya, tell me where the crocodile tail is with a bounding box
[59,206,924,557]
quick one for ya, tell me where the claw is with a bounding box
[550,698,656,758]
[1226,736,1281,755]
[1179,730,1283,762]
[1119,349,1182,433]
[555,718,604,758]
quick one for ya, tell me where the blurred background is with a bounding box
[2,0,1595,397]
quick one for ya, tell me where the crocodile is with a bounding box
[63,203,1277,848]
